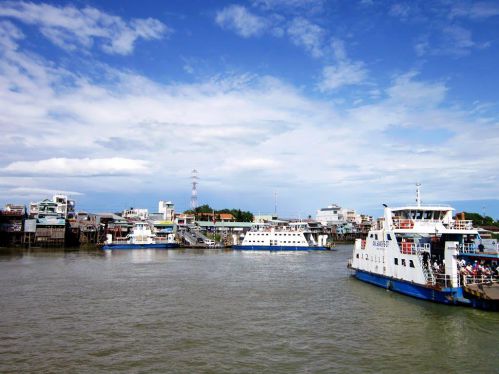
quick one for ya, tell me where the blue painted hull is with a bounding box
[232,245,333,251]
[101,243,179,250]
[353,269,467,306]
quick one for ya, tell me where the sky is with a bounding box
[0,0,498,219]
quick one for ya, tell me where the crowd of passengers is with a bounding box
[457,259,499,280]
[428,258,498,279]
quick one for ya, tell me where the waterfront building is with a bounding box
[53,194,76,219]
[158,201,175,221]
[29,194,75,219]
[175,213,195,225]
[122,208,149,220]
[315,204,344,225]
[0,204,26,246]
[34,199,66,247]
[253,214,278,223]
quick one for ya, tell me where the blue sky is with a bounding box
[0,0,498,218]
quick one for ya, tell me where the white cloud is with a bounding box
[2,158,151,176]
[219,158,281,172]
[215,5,267,38]
[450,2,499,19]
[0,1,168,55]
[386,71,447,107]
[319,62,367,91]
[6,187,83,198]
[318,38,368,91]
[286,17,324,58]
[252,0,324,13]
[0,34,497,213]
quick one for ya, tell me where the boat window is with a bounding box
[409,260,415,268]
[356,254,359,258]
[370,234,373,238]
[401,259,406,266]
[374,234,378,240]
[387,234,392,240]
[394,258,398,265]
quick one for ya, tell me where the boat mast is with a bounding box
[416,183,421,207]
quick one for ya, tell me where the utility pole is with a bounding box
[274,191,277,218]
[191,169,198,210]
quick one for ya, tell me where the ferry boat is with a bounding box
[101,222,179,250]
[348,185,499,310]
[233,221,335,251]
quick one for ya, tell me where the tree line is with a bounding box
[463,212,499,227]
[184,204,254,222]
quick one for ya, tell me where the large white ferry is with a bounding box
[348,185,499,310]
[233,221,335,251]
[102,222,179,250]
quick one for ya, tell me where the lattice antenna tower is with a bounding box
[191,169,199,210]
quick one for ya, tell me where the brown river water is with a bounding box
[0,245,498,373]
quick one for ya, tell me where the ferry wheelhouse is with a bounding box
[102,222,179,250]
[348,187,499,310]
[233,221,334,251]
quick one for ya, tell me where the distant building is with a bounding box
[158,201,175,222]
[53,194,76,219]
[29,194,75,219]
[175,213,195,225]
[122,208,149,220]
[316,204,344,225]
[316,204,364,226]
[218,213,235,222]
[253,214,277,223]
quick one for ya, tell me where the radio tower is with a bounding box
[191,169,199,210]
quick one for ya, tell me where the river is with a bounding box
[0,245,497,373]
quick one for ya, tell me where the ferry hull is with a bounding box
[232,245,333,251]
[101,243,179,250]
[352,269,468,306]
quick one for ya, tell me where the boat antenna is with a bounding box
[416,183,421,207]
[274,191,277,218]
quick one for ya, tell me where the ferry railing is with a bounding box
[449,220,473,230]
[110,239,129,244]
[400,243,430,255]
[458,244,476,254]
[434,273,459,288]
[413,245,435,285]
[458,243,499,254]
[462,274,498,286]
[392,219,414,230]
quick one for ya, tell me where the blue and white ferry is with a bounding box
[233,221,335,251]
[348,185,499,310]
[102,222,179,250]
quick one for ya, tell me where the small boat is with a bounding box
[232,221,335,251]
[101,222,179,250]
[348,185,499,310]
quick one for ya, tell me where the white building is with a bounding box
[158,201,175,222]
[316,204,362,225]
[29,194,75,218]
[122,208,149,220]
[316,204,344,225]
[253,214,277,223]
[53,194,76,218]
